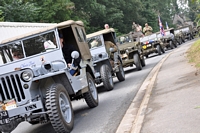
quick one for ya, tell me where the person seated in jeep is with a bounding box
[60,33,81,75]
[104,41,118,67]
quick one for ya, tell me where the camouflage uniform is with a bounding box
[143,26,153,35]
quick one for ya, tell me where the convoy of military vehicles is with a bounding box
[0,19,198,133]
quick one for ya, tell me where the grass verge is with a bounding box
[187,39,200,69]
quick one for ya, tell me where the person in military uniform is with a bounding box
[143,23,153,35]
[104,41,118,67]
[132,22,137,32]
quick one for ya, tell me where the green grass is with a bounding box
[187,39,200,69]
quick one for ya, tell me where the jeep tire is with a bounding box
[169,41,174,49]
[83,72,98,108]
[116,60,125,82]
[100,64,114,91]
[141,55,146,67]
[134,53,142,71]
[156,45,162,55]
[179,38,182,45]
[46,83,74,133]
[161,46,165,53]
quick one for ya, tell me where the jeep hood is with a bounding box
[118,42,138,50]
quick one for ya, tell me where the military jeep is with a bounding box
[117,33,145,71]
[157,28,178,50]
[86,28,125,91]
[140,33,165,58]
[0,20,98,133]
[176,25,194,41]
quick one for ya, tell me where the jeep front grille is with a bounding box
[120,50,126,54]
[0,74,25,102]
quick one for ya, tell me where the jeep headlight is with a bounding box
[93,52,108,61]
[21,71,33,82]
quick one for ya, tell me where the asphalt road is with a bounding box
[12,48,172,133]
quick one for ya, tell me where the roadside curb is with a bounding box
[115,52,172,133]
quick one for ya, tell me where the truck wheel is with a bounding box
[141,55,146,67]
[83,72,98,108]
[46,83,74,133]
[134,53,142,71]
[116,61,125,82]
[156,45,162,55]
[169,41,174,49]
[100,64,114,91]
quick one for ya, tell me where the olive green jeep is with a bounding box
[117,33,145,71]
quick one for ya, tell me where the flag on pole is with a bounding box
[166,22,169,29]
[158,15,165,36]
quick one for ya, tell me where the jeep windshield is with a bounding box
[117,35,132,45]
[87,36,103,49]
[0,31,58,65]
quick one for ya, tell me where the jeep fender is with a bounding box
[86,65,95,79]
[128,50,139,59]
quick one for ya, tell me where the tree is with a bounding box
[0,0,40,22]
[0,10,4,21]
[32,0,74,23]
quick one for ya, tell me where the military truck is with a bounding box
[117,33,145,71]
[140,33,165,58]
[157,28,178,50]
[86,28,125,91]
[0,20,98,133]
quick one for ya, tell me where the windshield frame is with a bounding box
[0,29,60,66]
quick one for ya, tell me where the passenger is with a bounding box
[60,33,81,75]
[104,41,118,67]
[12,49,24,61]
[143,23,153,35]
[90,39,98,48]
[136,24,142,32]
[132,22,137,32]
[104,24,110,29]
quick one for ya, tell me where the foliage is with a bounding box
[31,0,74,23]
[0,10,4,21]
[0,0,40,22]
[187,39,200,69]
[0,0,199,34]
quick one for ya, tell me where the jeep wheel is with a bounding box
[134,53,142,71]
[156,45,162,55]
[161,47,165,53]
[173,41,177,48]
[100,64,114,91]
[141,55,146,67]
[179,38,182,45]
[116,61,125,82]
[83,72,98,108]
[46,83,74,133]
[169,41,174,49]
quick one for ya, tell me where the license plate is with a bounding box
[142,45,147,49]
[0,111,10,124]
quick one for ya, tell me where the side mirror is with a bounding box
[71,51,79,59]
